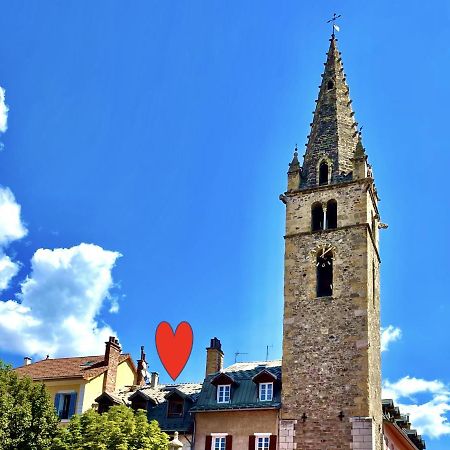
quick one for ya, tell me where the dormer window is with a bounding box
[259,382,273,401]
[167,397,184,417]
[217,384,231,403]
[211,372,237,404]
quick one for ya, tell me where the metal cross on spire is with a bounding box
[327,13,342,37]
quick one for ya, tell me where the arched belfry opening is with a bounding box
[319,161,329,185]
[316,249,333,297]
[326,200,337,229]
[311,203,324,232]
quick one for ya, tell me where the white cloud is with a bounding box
[0,254,20,291]
[381,325,402,352]
[0,243,122,358]
[383,376,450,439]
[0,86,8,134]
[0,187,27,246]
[0,187,27,292]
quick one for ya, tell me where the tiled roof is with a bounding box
[14,354,132,381]
[192,360,281,412]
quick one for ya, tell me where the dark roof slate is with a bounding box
[382,399,426,450]
[119,383,202,433]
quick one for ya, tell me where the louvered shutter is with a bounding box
[53,393,61,417]
[205,435,213,450]
[269,435,277,450]
[226,435,233,450]
[68,392,77,418]
[249,435,256,450]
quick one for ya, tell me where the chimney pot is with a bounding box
[150,372,159,388]
[24,357,32,366]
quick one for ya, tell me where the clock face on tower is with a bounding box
[308,244,336,264]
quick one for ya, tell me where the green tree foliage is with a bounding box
[0,360,59,450]
[51,405,169,450]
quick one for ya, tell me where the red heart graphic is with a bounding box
[155,321,193,381]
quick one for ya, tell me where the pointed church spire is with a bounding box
[300,34,360,188]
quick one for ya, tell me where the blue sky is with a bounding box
[0,1,449,447]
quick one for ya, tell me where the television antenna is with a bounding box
[234,351,248,363]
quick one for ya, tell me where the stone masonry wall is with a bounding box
[281,178,382,450]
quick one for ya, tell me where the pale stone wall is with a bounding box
[351,417,376,450]
[279,420,297,450]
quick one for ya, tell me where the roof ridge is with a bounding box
[225,359,281,366]
[32,354,104,362]
[30,352,130,362]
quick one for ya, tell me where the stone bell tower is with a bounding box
[280,34,384,450]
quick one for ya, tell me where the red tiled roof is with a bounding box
[15,354,133,381]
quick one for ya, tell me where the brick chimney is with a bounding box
[24,357,32,366]
[205,337,224,376]
[136,346,147,386]
[103,336,121,393]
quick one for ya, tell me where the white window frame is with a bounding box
[258,382,273,401]
[216,384,231,403]
[55,390,77,422]
[254,433,271,450]
[211,433,228,450]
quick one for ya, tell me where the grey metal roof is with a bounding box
[192,360,281,412]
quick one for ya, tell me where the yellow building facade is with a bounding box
[15,337,137,421]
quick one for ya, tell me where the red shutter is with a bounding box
[226,435,233,450]
[249,435,256,450]
[269,435,277,450]
[205,436,212,450]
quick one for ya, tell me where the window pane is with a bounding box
[214,437,226,450]
[257,437,270,450]
[217,385,230,403]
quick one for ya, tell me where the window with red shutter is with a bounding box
[205,436,212,450]
[249,435,256,450]
[269,435,277,450]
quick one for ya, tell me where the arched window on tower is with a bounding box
[317,249,333,297]
[326,200,337,229]
[319,161,329,185]
[311,202,324,232]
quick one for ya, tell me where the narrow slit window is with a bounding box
[372,260,376,308]
[326,200,337,229]
[311,203,324,232]
[319,161,329,185]
[327,80,334,90]
[316,251,333,297]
